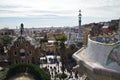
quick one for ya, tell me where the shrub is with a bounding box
[56,73,67,79]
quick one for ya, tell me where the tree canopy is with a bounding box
[55,34,67,42]
[0,35,13,47]
[40,34,48,43]
[5,63,50,80]
[0,35,13,54]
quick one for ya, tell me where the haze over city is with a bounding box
[0,0,120,29]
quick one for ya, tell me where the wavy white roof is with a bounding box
[83,36,120,71]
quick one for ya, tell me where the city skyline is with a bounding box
[0,0,120,29]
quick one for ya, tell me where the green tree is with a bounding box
[55,34,67,42]
[56,73,67,79]
[1,35,13,48]
[0,35,13,54]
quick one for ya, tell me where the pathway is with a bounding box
[9,73,35,80]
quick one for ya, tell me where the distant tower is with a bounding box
[78,10,82,43]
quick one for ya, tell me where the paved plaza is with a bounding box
[40,55,79,80]
[9,73,35,80]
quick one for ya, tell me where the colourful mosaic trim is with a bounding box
[106,44,120,65]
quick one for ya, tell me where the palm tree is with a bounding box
[60,41,66,74]
[53,41,59,62]
[54,34,67,78]
[0,37,4,55]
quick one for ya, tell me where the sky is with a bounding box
[0,0,120,29]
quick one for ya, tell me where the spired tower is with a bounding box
[77,10,82,43]
[119,18,120,41]
[20,23,24,35]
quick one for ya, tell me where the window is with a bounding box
[14,52,17,56]
[26,44,28,47]
[9,32,11,35]
[20,37,24,43]
[22,37,24,42]
[15,60,18,64]
[21,60,23,63]
[29,51,32,55]
[20,49,25,56]
[16,44,18,48]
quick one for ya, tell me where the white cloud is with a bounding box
[0,0,120,17]
[0,0,119,18]
[0,0,120,28]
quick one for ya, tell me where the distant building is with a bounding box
[0,28,15,36]
[65,28,78,45]
[8,24,41,64]
[45,40,55,52]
